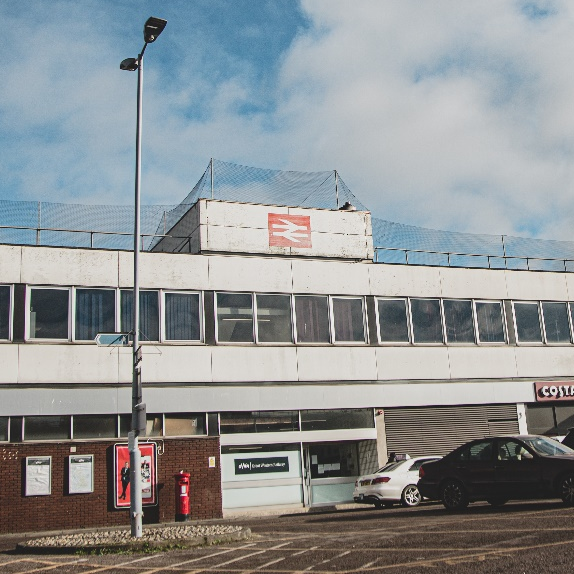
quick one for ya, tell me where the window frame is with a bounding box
[254,293,294,345]
[330,295,367,344]
[375,297,411,345]
[214,291,255,344]
[0,284,13,341]
[161,290,203,343]
[473,300,507,345]
[409,297,444,345]
[27,285,72,341]
[293,294,332,344]
[72,287,117,342]
[512,300,543,345]
[540,300,572,345]
[442,298,476,345]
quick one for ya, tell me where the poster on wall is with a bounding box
[113,443,157,509]
[25,456,52,496]
[68,455,94,494]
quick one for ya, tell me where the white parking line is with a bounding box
[304,550,351,571]
[292,545,319,556]
[256,557,287,569]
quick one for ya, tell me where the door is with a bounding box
[304,443,359,507]
[494,438,543,499]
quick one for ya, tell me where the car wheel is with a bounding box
[559,473,574,505]
[486,497,508,507]
[374,501,383,509]
[401,484,422,507]
[441,479,469,510]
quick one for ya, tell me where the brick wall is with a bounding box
[0,437,222,534]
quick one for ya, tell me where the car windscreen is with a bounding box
[521,436,574,456]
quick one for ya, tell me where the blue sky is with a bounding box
[2,0,574,240]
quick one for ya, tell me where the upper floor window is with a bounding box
[410,298,443,343]
[0,285,10,340]
[443,299,475,344]
[295,295,330,343]
[75,288,115,341]
[332,297,366,343]
[377,298,409,343]
[164,292,201,341]
[475,301,506,343]
[513,301,542,343]
[541,301,571,344]
[216,292,254,343]
[121,289,159,342]
[29,287,69,339]
[255,294,292,343]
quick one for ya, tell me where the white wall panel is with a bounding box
[141,346,212,383]
[0,379,537,416]
[208,255,293,293]
[296,347,377,381]
[18,345,121,384]
[21,247,119,287]
[0,345,19,384]
[439,267,508,300]
[211,346,299,382]
[514,346,574,378]
[206,200,288,228]
[368,264,442,297]
[505,270,569,301]
[118,251,209,290]
[291,259,370,294]
[375,347,450,380]
[448,347,518,380]
[0,245,22,283]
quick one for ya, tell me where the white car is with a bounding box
[353,456,442,508]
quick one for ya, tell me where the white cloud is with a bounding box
[3,0,574,243]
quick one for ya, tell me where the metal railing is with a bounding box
[374,246,574,273]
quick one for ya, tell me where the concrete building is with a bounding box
[1,187,574,532]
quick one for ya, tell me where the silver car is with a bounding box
[354,456,442,508]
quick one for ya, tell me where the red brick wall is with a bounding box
[0,437,222,534]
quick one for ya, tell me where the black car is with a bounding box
[418,435,574,510]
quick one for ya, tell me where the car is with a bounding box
[353,456,442,508]
[418,434,574,510]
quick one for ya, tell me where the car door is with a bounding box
[450,439,497,497]
[494,438,543,499]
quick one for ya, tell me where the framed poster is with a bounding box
[113,443,157,509]
[25,456,52,496]
[68,455,94,494]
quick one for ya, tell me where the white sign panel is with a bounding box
[25,456,52,496]
[69,455,94,494]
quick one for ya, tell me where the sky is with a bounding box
[2,0,574,240]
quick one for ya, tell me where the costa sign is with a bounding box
[535,382,574,402]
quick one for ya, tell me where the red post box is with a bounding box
[174,471,191,522]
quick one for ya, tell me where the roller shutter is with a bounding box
[384,404,519,457]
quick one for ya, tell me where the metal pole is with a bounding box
[335,170,339,209]
[130,48,145,540]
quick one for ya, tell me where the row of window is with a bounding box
[3,284,574,346]
[0,409,374,442]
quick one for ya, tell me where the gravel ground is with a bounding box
[21,524,244,548]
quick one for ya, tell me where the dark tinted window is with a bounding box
[377,298,409,343]
[30,288,69,339]
[0,286,10,339]
[542,302,571,343]
[443,299,474,343]
[455,440,493,462]
[514,302,542,343]
[295,295,329,343]
[475,301,505,343]
[411,298,443,343]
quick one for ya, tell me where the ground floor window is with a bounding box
[526,403,574,436]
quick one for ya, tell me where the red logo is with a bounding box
[268,214,312,248]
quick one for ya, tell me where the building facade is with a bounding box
[1,198,574,531]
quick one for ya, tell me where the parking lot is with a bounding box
[3,500,574,573]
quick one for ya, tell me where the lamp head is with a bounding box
[144,17,167,43]
[120,57,139,71]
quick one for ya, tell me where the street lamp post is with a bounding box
[120,16,167,539]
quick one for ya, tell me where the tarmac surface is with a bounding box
[2,499,574,573]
